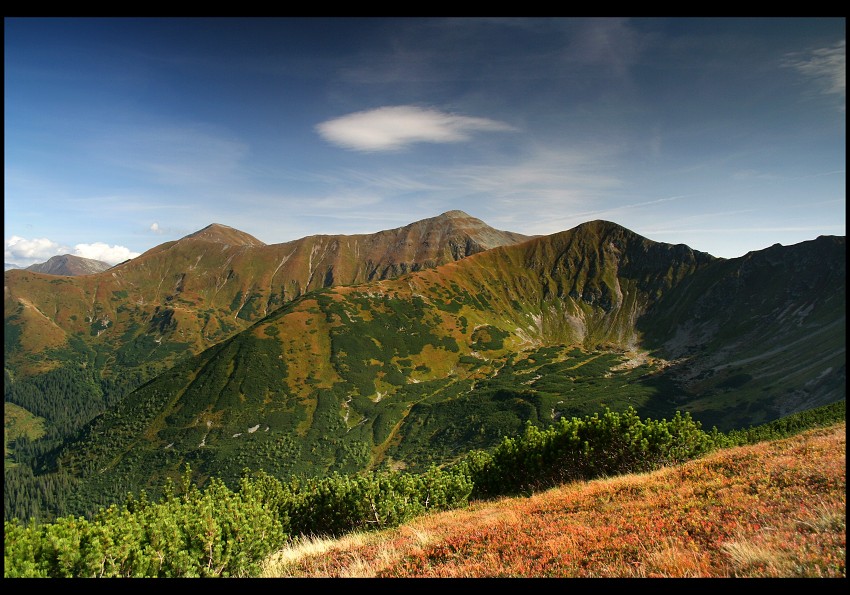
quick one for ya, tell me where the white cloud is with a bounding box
[150,222,162,233]
[5,235,64,265]
[784,40,846,104]
[5,235,142,268]
[316,106,516,152]
[73,243,140,265]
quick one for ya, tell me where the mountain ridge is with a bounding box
[4,214,844,522]
[4,210,534,381]
[42,220,844,508]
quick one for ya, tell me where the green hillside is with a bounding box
[4,402,46,465]
[36,221,844,518]
[4,212,530,464]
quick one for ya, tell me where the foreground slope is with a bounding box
[260,422,845,578]
[52,221,844,510]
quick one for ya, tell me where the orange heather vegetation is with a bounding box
[261,423,846,578]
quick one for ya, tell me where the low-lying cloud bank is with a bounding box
[5,235,141,268]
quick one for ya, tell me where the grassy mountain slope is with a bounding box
[50,221,844,512]
[4,212,530,381]
[638,235,846,430]
[260,421,845,578]
[4,402,46,466]
[4,212,531,451]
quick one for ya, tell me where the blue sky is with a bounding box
[4,17,845,267]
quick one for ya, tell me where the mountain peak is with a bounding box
[25,254,111,276]
[391,210,533,254]
[438,210,473,219]
[181,224,265,247]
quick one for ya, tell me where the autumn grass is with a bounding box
[259,422,846,578]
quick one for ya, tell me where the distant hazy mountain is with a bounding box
[5,262,23,271]
[25,254,112,276]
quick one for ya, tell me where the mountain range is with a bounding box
[4,211,531,382]
[3,211,845,519]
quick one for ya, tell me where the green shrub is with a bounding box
[7,403,840,577]
[456,406,715,499]
[280,466,472,538]
[4,467,286,578]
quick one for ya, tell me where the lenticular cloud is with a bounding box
[316,106,516,152]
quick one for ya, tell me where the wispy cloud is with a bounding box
[643,225,846,235]
[507,195,696,237]
[327,169,451,193]
[435,145,625,211]
[783,40,845,106]
[274,144,625,230]
[562,17,646,77]
[96,124,250,187]
[298,192,387,213]
[734,168,845,182]
[215,143,626,240]
[316,106,516,152]
[67,195,197,214]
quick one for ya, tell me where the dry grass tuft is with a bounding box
[642,537,713,577]
[721,539,793,577]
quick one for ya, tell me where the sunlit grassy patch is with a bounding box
[261,423,845,578]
